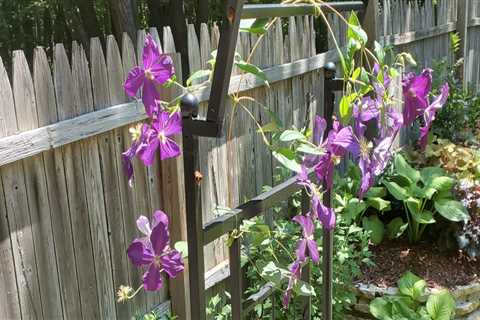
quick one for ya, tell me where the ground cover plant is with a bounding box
[112,1,457,318]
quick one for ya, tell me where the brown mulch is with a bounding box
[358,239,480,289]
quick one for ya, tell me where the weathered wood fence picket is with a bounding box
[1,0,480,319]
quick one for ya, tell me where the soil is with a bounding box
[358,239,480,289]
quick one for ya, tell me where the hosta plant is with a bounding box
[382,154,469,243]
[370,271,456,320]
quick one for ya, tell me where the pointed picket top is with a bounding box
[163,26,176,54]
[121,32,137,81]
[12,50,38,130]
[54,43,77,120]
[149,27,163,53]
[211,23,220,50]
[72,41,94,113]
[137,29,147,66]
[199,23,212,69]
[106,35,126,104]
[34,47,58,125]
[90,37,111,109]
[0,57,17,135]
[187,24,202,73]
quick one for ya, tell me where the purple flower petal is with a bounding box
[161,250,185,278]
[136,215,152,236]
[124,66,144,98]
[139,137,159,166]
[127,239,154,266]
[282,260,302,308]
[163,112,182,136]
[143,264,163,291]
[150,222,169,256]
[403,69,432,126]
[312,116,327,145]
[152,210,169,229]
[159,137,181,160]
[121,145,136,186]
[306,239,319,264]
[150,55,174,84]
[316,202,336,230]
[142,35,161,70]
[142,81,160,116]
[295,239,307,261]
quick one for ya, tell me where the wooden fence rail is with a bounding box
[1,0,480,319]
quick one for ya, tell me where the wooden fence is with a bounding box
[1,0,480,319]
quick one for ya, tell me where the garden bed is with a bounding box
[359,239,480,289]
[351,239,480,319]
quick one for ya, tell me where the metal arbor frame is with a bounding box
[180,2,364,319]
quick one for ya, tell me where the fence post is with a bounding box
[181,95,206,320]
[456,0,469,87]
[361,0,379,49]
[322,62,336,320]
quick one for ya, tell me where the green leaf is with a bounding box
[370,297,394,320]
[294,280,316,297]
[434,199,469,222]
[367,197,391,212]
[259,121,278,133]
[395,154,420,183]
[344,198,367,223]
[186,69,211,86]
[362,215,385,245]
[412,210,436,224]
[174,241,189,258]
[427,176,455,192]
[235,60,269,85]
[239,18,269,34]
[374,41,385,63]
[272,148,300,173]
[426,290,455,320]
[347,12,368,45]
[386,217,408,240]
[339,95,352,124]
[279,130,305,142]
[398,271,427,302]
[420,167,446,183]
[383,180,409,200]
[297,143,324,155]
[366,187,387,198]
[260,261,289,285]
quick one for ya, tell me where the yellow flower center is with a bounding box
[144,69,155,81]
[360,137,373,157]
[158,131,167,143]
[129,124,143,142]
[331,154,341,166]
[154,255,162,268]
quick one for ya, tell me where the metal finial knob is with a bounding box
[324,62,336,80]
[180,93,199,118]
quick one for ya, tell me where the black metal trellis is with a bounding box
[180,2,364,319]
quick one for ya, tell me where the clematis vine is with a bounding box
[127,210,184,292]
[418,83,449,150]
[124,34,174,116]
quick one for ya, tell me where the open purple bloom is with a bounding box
[282,260,302,308]
[139,111,182,165]
[122,123,150,186]
[124,35,174,116]
[314,126,355,191]
[402,69,432,126]
[293,214,319,263]
[127,210,184,291]
[418,83,449,150]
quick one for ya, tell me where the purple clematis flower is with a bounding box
[418,83,449,150]
[314,200,336,230]
[127,210,184,291]
[315,121,353,190]
[402,69,432,126]
[282,260,302,308]
[292,214,319,263]
[139,111,182,165]
[124,34,174,116]
[122,123,150,186]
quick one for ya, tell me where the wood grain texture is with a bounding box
[89,37,118,320]
[121,31,149,314]
[54,43,101,320]
[0,55,22,320]
[13,49,63,319]
[0,53,43,320]
[34,46,83,319]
